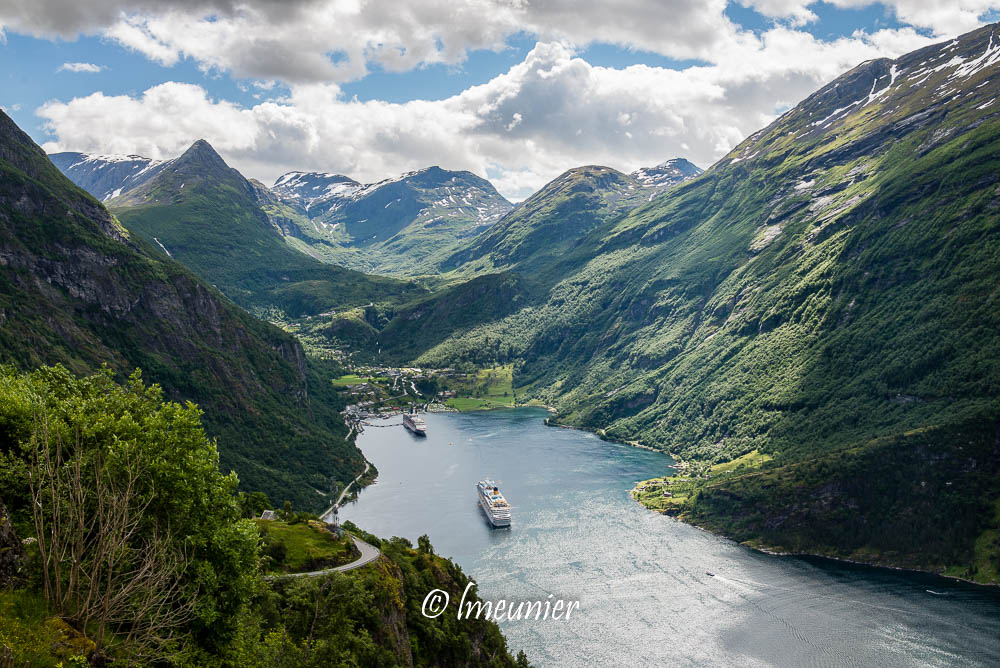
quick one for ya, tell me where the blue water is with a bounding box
[340,408,1000,667]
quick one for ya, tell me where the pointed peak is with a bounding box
[176,139,227,168]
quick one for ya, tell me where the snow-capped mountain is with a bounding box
[321,166,514,229]
[267,165,515,275]
[48,152,169,201]
[630,158,703,196]
[270,171,362,213]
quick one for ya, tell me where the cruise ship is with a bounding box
[477,479,511,527]
[402,410,426,436]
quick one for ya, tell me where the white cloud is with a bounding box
[1,0,743,84]
[57,61,106,73]
[743,0,1000,36]
[1,1,995,87]
[885,0,1000,35]
[38,27,934,200]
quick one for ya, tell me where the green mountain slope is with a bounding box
[442,166,650,278]
[442,161,701,278]
[321,272,536,363]
[382,25,1000,579]
[0,111,361,511]
[109,140,423,317]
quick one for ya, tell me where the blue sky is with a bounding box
[0,1,996,198]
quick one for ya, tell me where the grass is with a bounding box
[631,476,689,512]
[708,450,773,475]
[441,364,515,411]
[0,589,86,667]
[256,519,358,574]
[634,451,773,514]
[445,397,506,411]
[332,374,377,387]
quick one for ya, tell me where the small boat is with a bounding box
[705,571,715,577]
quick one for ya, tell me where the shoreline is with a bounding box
[346,404,998,589]
[751,545,1000,588]
[635,498,1000,589]
[542,412,676,456]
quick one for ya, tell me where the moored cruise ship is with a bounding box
[403,410,426,436]
[477,479,511,527]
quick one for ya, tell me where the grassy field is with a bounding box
[708,450,772,475]
[442,365,515,411]
[331,374,391,387]
[631,476,689,512]
[632,451,773,514]
[331,374,370,387]
[255,519,358,573]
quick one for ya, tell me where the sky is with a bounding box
[2,1,999,200]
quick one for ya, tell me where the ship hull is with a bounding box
[479,504,511,527]
[403,416,426,436]
[403,423,426,436]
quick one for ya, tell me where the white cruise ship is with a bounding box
[403,410,426,435]
[477,479,511,527]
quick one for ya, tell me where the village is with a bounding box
[335,363,518,423]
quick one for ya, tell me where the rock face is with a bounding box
[630,157,703,195]
[270,171,362,214]
[0,502,24,587]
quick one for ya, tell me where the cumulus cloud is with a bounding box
[2,0,743,84]
[885,0,1000,35]
[2,1,995,86]
[57,61,106,73]
[38,27,934,200]
[743,0,1000,36]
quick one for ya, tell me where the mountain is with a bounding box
[48,151,169,201]
[444,165,651,277]
[107,139,423,317]
[442,159,701,277]
[0,111,367,511]
[377,25,1000,580]
[270,166,515,276]
[270,170,362,213]
[630,157,703,194]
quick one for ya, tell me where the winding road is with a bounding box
[260,460,381,579]
[264,536,381,580]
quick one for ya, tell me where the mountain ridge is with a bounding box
[107,138,423,317]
